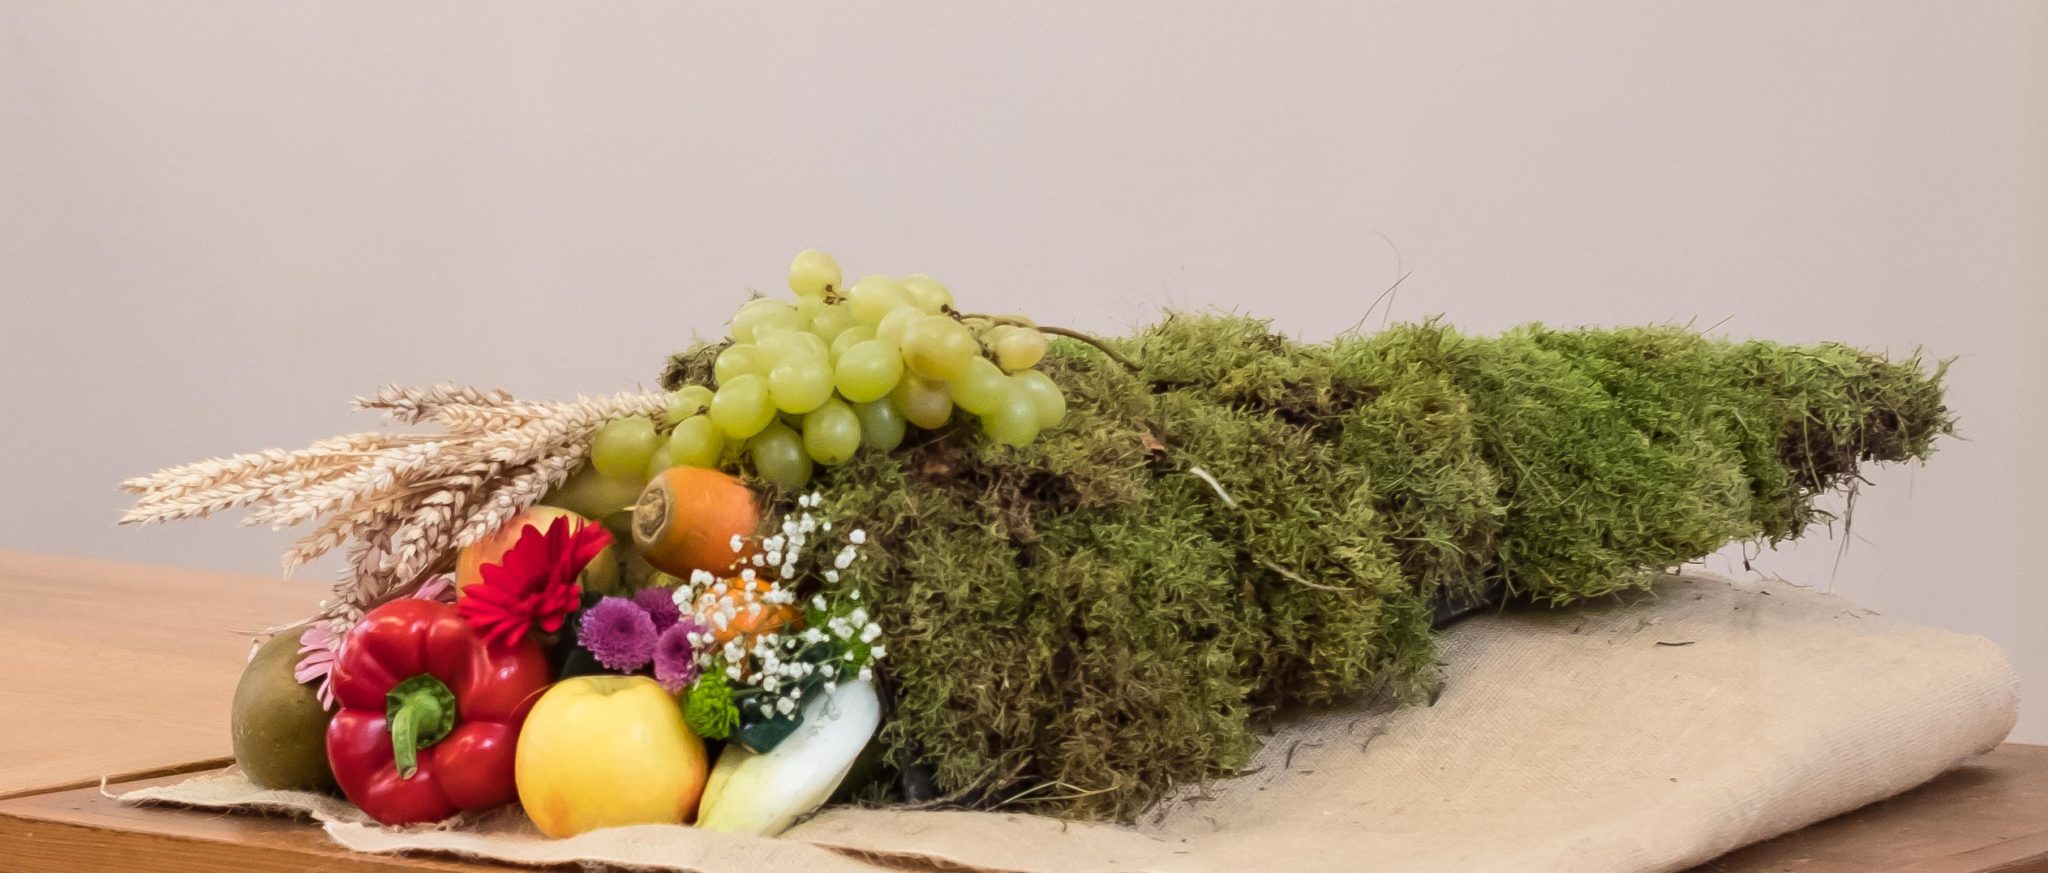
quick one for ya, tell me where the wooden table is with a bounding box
[1704,744,2048,873]
[0,550,321,801]
[1,550,2043,872]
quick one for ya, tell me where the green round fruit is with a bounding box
[231,632,337,792]
[541,463,648,524]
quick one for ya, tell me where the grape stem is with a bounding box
[955,313,1142,372]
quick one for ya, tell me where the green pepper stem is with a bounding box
[386,675,458,780]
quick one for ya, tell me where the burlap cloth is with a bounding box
[123,571,2018,872]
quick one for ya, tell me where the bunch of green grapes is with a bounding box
[591,250,1070,490]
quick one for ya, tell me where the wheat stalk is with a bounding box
[121,465,359,525]
[353,384,516,424]
[432,401,560,434]
[119,433,409,508]
[244,441,449,529]
[452,450,587,549]
[121,385,666,626]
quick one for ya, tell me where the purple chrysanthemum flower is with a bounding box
[580,597,657,672]
[633,586,683,633]
[653,619,703,693]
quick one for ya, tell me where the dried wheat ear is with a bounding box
[120,383,664,622]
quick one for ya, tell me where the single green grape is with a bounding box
[729,299,776,344]
[835,339,904,403]
[993,327,1049,371]
[977,322,1014,346]
[644,445,676,479]
[756,329,828,363]
[749,423,813,489]
[1013,369,1068,428]
[830,325,877,362]
[714,344,769,384]
[769,314,811,339]
[901,314,978,381]
[802,399,863,465]
[980,385,1041,447]
[788,249,841,299]
[709,374,775,439]
[845,276,911,324]
[666,414,726,468]
[768,354,834,414]
[732,299,804,344]
[889,376,954,430]
[854,399,906,450]
[948,356,1008,416]
[875,306,923,347]
[809,301,855,343]
[664,385,715,425]
[591,417,659,482]
[903,274,953,313]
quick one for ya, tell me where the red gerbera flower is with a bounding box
[458,514,612,649]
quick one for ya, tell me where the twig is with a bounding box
[957,312,1142,372]
[1039,325,1141,372]
[1256,557,1348,592]
[1179,461,1343,593]
[1185,466,1238,508]
[896,757,1029,811]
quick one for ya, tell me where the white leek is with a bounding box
[695,678,880,836]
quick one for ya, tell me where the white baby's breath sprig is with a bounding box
[676,491,888,721]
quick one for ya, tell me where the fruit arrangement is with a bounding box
[126,250,1089,837]
[222,480,887,836]
[126,251,1953,833]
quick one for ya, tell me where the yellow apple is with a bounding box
[515,676,708,838]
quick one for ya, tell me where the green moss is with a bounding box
[658,314,1952,821]
[1328,322,1503,609]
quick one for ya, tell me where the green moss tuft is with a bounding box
[660,314,1952,821]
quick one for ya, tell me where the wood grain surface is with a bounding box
[3,748,2045,872]
[0,773,514,872]
[0,550,322,800]
[1702,743,2048,873]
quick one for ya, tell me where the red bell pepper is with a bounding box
[325,598,552,825]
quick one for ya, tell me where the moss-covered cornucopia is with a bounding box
[123,251,1952,832]
[661,312,1950,820]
